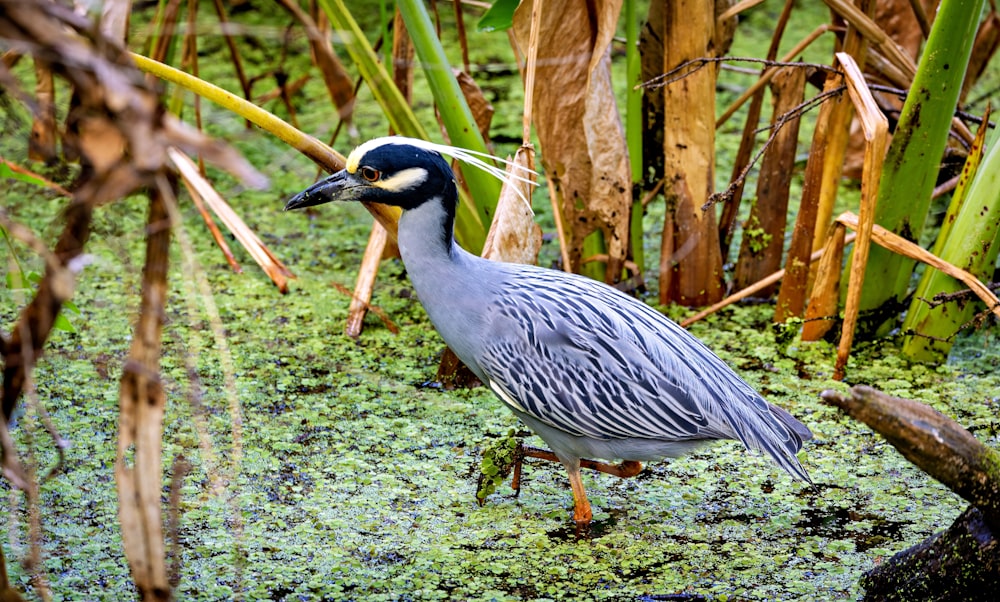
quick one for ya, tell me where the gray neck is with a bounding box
[396,198,491,373]
[397,196,456,267]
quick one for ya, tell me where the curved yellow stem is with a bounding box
[129,52,400,235]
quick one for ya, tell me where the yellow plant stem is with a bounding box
[129,52,401,235]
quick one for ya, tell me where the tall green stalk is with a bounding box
[901,130,1000,362]
[625,0,644,278]
[318,0,424,138]
[396,0,501,233]
[852,0,985,332]
[318,0,488,252]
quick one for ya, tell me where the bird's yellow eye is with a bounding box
[359,166,380,182]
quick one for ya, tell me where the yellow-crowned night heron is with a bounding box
[286,137,812,526]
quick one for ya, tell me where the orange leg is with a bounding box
[515,444,644,525]
[566,463,592,524]
[518,445,644,479]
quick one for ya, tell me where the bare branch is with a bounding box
[638,55,839,91]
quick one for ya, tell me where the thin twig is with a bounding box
[639,56,840,91]
[867,84,997,129]
[705,86,846,210]
[331,282,400,335]
[920,282,1000,308]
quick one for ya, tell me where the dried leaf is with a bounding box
[512,0,631,280]
[454,70,494,143]
[482,147,540,264]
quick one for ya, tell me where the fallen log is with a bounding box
[821,385,1000,601]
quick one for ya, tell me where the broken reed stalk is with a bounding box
[733,65,804,293]
[659,0,723,306]
[773,77,833,322]
[833,53,887,381]
[679,231,856,328]
[521,0,542,145]
[717,0,796,257]
[450,0,471,73]
[169,149,295,292]
[801,222,847,341]
[811,5,873,253]
[835,211,1000,319]
[768,0,870,324]
[185,180,243,274]
[346,223,391,338]
[115,182,173,601]
[812,83,860,251]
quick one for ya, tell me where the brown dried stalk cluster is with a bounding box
[0,2,265,599]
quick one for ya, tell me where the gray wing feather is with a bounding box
[474,268,810,481]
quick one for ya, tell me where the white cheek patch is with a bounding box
[373,167,428,192]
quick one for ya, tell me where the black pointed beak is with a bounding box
[284,169,358,211]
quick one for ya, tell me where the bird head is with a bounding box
[286,136,536,215]
[284,137,456,212]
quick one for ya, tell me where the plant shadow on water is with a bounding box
[795,505,909,553]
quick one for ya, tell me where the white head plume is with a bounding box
[346,136,537,211]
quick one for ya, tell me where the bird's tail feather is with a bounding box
[757,404,812,483]
[724,402,812,484]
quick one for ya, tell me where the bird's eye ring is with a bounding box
[359,166,380,182]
